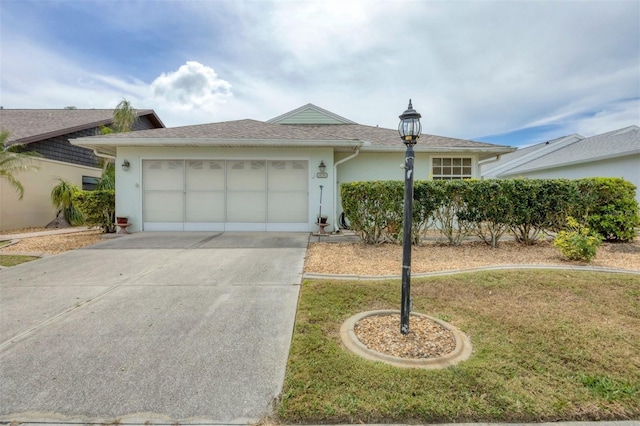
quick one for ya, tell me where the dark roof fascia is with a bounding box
[9,110,165,145]
[12,118,113,145]
[142,110,166,129]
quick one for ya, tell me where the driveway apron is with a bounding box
[0,232,307,424]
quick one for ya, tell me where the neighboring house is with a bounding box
[72,103,515,233]
[481,125,640,203]
[0,108,165,230]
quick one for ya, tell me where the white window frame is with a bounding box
[430,156,474,180]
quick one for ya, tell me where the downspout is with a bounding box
[333,147,360,233]
[93,149,116,173]
[478,154,501,179]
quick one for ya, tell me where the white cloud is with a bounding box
[151,62,232,111]
[1,1,638,144]
[572,99,640,137]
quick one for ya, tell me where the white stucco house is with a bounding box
[480,125,640,203]
[72,104,515,233]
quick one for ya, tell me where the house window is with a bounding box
[82,176,100,191]
[431,157,472,180]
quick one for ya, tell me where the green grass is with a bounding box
[0,254,40,267]
[278,270,640,424]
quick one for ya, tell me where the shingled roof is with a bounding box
[0,109,165,145]
[71,104,513,158]
[482,125,640,177]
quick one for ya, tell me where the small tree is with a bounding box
[0,130,39,199]
[51,179,85,226]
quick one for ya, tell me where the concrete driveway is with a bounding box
[0,232,307,424]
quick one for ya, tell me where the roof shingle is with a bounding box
[0,109,163,144]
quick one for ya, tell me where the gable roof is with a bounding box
[268,103,357,125]
[71,104,514,158]
[0,108,165,145]
[482,125,640,177]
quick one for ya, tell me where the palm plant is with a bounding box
[0,130,39,199]
[97,163,115,190]
[51,178,84,225]
[111,99,138,133]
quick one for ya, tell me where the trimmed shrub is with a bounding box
[431,180,472,245]
[341,181,403,244]
[458,180,512,248]
[553,217,602,262]
[340,177,637,245]
[412,181,446,244]
[577,178,639,242]
[73,190,116,233]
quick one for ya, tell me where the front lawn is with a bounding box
[278,270,640,424]
[0,254,40,267]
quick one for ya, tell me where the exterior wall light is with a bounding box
[317,160,328,178]
[122,159,130,171]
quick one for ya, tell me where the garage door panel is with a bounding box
[186,160,225,190]
[268,192,308,223]
[227,192,266,222]
[143,160,183,191]
[268,160,308,190]
[186,191,225,222]
[143,191,184,222]
[227,161,265,190]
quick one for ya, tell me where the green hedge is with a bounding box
[341,178,639,245]
[72,190,116,233]
[577,178,640,242]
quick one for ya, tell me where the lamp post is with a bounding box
[398,99,422,334]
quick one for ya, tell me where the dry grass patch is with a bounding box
[0,228,103,255]
[278,270,640,424]
[304,239,640,275]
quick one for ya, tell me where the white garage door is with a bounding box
[142,159,309,231]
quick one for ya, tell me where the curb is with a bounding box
[303,264,640,280]
[340,309,473,369]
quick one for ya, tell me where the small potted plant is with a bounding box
[116,216,129,225]
[317,214,328,224]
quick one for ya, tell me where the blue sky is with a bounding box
[1,0,638,147]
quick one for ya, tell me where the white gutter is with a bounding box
[92,149,116,173]
[333,147,360,233]
[478,155,502,179]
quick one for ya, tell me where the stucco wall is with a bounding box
[501,154,640,203]
[334,151,482,222]
[0,157,102,231]
[115,146,334,232]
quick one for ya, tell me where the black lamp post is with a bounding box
[398,99,422,334]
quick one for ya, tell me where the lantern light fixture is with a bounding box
[122,159,130,171]
[398,99,422,145]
